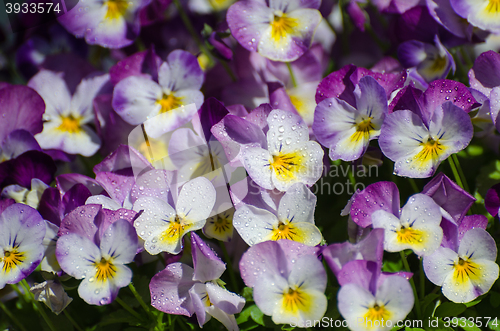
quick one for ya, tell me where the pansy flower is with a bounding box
[241,109,323,191]
[132,177,216,255]
[239,240,326,327]
[379,102,473,178]
[451,0,500,34]
[313,76,388,161]
[0,203,46,289]
[227,0,322,62]
[56,219,138,305]
[372,193,443,256]
[28,70,109,157]
[424,228,499,303]
[113,50,204,137]
[58,0,150,48]
[150,233,245,330]
[233,183,321,246]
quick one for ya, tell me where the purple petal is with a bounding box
[0,85,45,143]
[422,173,475,222]
[268,82,297,114]
[388,85,424,117]
[95,172,136,207]
[100,219,138,264]
[1,151,56,189]
[109,48,162,85]
[93,145,152,175]
[469,51,500,95]
[62,184,92,216]
[1,129,41,159]
[485,183,500,217]
[205,283,245,314]
[239,239,319,288]
[457,215,488,244]
[346,1,367,31]
[0,199,15,216]
[440,216,458,251]
[58,204,101,240]
[197,97,229,143]
[224,115,266,147]
[95,208,138,243]
[190,233,226,283]
[350,181,400,227]
[56,173,103,196]
[38,188,62,227]
[165,50,204,91]
[149,263,196,316]
[336,260,378,293]
[316,64,358,106]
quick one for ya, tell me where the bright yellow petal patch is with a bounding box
[485,0,500,14]
[271,13,298,42]
[58,115,83,134]
[349,117,375,146]
[453,258,482,284]
[413,137,446,167]
[282,287,311,314]
[105,0,129,20]
[94,257,117,282]
[159,215,192,244]
[362,304,392,325]
[396,226,424,245]
[137,136,169,163]
[157,93,183,114]
[271,222,301,241]
[1,248,25,273]
[270,152,304,182]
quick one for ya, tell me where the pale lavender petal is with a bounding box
[457,215,488,244]
[423,246,456,286]
[55,233,100,279]
[458,228,497,262]
[99,219,138,264]
[224,115,267,148]
[278,183,316,224]
[149,263,196,316]
[336,260,378,293]
[190,233,226,282]
[58,204,100,240]
[109,48,161,85]
[205,283,245,314]
[56,173,103,196]
[350,181,400,227]
[287,255,327,292]
[165,50,204,91]
[189,283,209,326]
[1,130,41,159]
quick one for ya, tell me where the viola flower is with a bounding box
[56,219,138,305]
[226,0,322,62]
[58,0,150,48]
[28,70,109,157]
[241,109,323,191]
[150,233,245,330]
[132,177,216,255]
[113,50,204,137]
[451,0,500,34]
[239,240,326,327]
[337,260,414,331]
[1,178,49,209]
[313,76,388,161]
[30,280,73,315]
[233,183,322,246]
[398,35,455,88]
[0,203,46,289]
[204,203,235,242]
[424,228,500,303]
[379,102,473,178]
[372,194,443,256]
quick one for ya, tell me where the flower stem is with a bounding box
[64,310,84,331]
[171,0,214,67]
[115,297,143,321]
[20,279,58,331]
[0,300,28,331]
[399,251,422,319]
[221,242,239,293]
[419,259,425,300]
[286,62,297,88]
[129,282,154,320]
[408,177,419,193]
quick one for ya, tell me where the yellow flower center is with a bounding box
[350,117,375,144]
[414,137,446,166]
[160,215,191,243]
[271,222,299,241]
[157,93,183,114]
[282,287,309,314]
[363,304,391,323]
[271,13,298,42]
[396,226,423,244]
[2,248,25,273]
[486,0,500,14]
[270,152,303,182]
[105,0,129,20]
[453,258,481,284]
[94,257,117,282]
[58,115,82,134]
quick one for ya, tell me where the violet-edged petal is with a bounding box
[206,305,238,331]
[58,204,100,240]
[233,204,279,246]
[372,194,443,256]
[190,232,226,282]
[239,239,319,288]
[0,204,45,288]
[198,98,230,143]
[277,183,316,224]
[451,0,500,34]
[225,115,267,148]
[241,146,274,190]
[55,233,101,280]
[26,70,71,117]
[109,48,162,85]
[0,129,41,161]
[205,282,245,314]
[56,173,103,196]
[41,221,60,274]
[322,228,385,277]
[350,181,400,228]
[162,50,204,91]
[468,50,500,96]
[175,177,216,225]
[336,260,378,292]
[421,172,475,222]
[99,219,138,264]
[485,183,500,217]
[149,262,195,316]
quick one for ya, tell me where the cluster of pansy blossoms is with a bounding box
[3,0,500,330]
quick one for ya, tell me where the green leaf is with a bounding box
[405,328,426,331]
[434,302,467,318]
[250,305,265,326]
[241,287,254,302]
[427,318,454,331]
[490,292,500,308]
[464,297,482,307]
[488,318,500,331]
[421,293,440,313]
[100,310,142,326]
